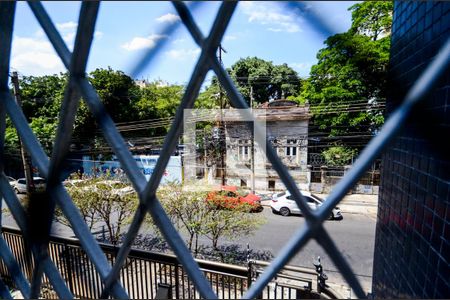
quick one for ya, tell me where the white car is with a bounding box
[11,177,46,194]
[270,190,342,220]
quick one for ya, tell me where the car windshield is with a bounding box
[310,193,324,203]
[33,179,45,184]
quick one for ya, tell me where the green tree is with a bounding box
[137,80,184,119]
[74,67,141,146]
[88,67,140,122]
[301,1,392,137]
[56,177,138,245]
[195,77,221,109]
[228,57,301,106]
[322,145,357,166]
[157,183,209,256]
[200,57,301,108]
[30,116,58,154]
[5,74,66,155]
[349,1,393,41]
[156,183,265,261]
[18,73,67,121]
[203,206,264,262]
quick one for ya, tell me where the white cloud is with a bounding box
[94,31,103,39]
[224,35,237,41]
[240,2,301,33]
[165,48,200,60]
[156,13,180,24]
[11,36,65,75]
[56,21,78,31]
[121,34,167,51]
[63,32,76,44]
[290,62,314,76]
[172,38,186,44]
[291,62,313,70]
[10,20,103,76]
[35,29,45,38]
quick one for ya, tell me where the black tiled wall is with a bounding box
[372,2,450,298]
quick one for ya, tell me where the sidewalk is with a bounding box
[317,193,378,216]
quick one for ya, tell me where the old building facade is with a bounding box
[223,100,310,192]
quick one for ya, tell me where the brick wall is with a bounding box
[372,2,450,298]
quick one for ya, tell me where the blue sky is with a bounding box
[11,1,357,86]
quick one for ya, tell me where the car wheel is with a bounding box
[328,213,334,220]
[280,207,290,216]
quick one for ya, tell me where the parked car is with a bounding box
[206,185,263,212]
[270,190,342,220]
[11,177,46,194]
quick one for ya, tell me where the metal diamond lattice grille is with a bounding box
[0,1,449,299]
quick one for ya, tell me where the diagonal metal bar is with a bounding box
[2,92,49,177]
[0,177,73,298]
[315,227,366,298]
[35,5,100,293]
[48,1,100,182]
[47,182,129,298]
[0,177,38,243]
[29,0,146,194]
[27,2,71,68]
[101,3,238,298]
[39,255,74,298]
[25,4,151,296]
[316,37,450,221]
[0,237,31,298]
[245,223,314,298]
[173,1,317,220]
[143,1,237,198]
[2,88,126,298]
[29,254,46,298]
[0,278,12,300]
[0,1,15,89]
[98,203,147,298]
[74,78,148,190]
[283,2,335,38]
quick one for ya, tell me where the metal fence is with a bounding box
[1,226,333,299]
[0,1,449,299]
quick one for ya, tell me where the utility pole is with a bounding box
[250,85,254,109]
[218,44,227,186]
[250,86,255,192]
[11,72,34,194]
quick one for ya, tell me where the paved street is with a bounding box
[232,207,376,290]
[237,207,376,275]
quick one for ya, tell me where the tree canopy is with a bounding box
[349,1,393,41]
[300,1,392,137]
[200,57,301,108]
